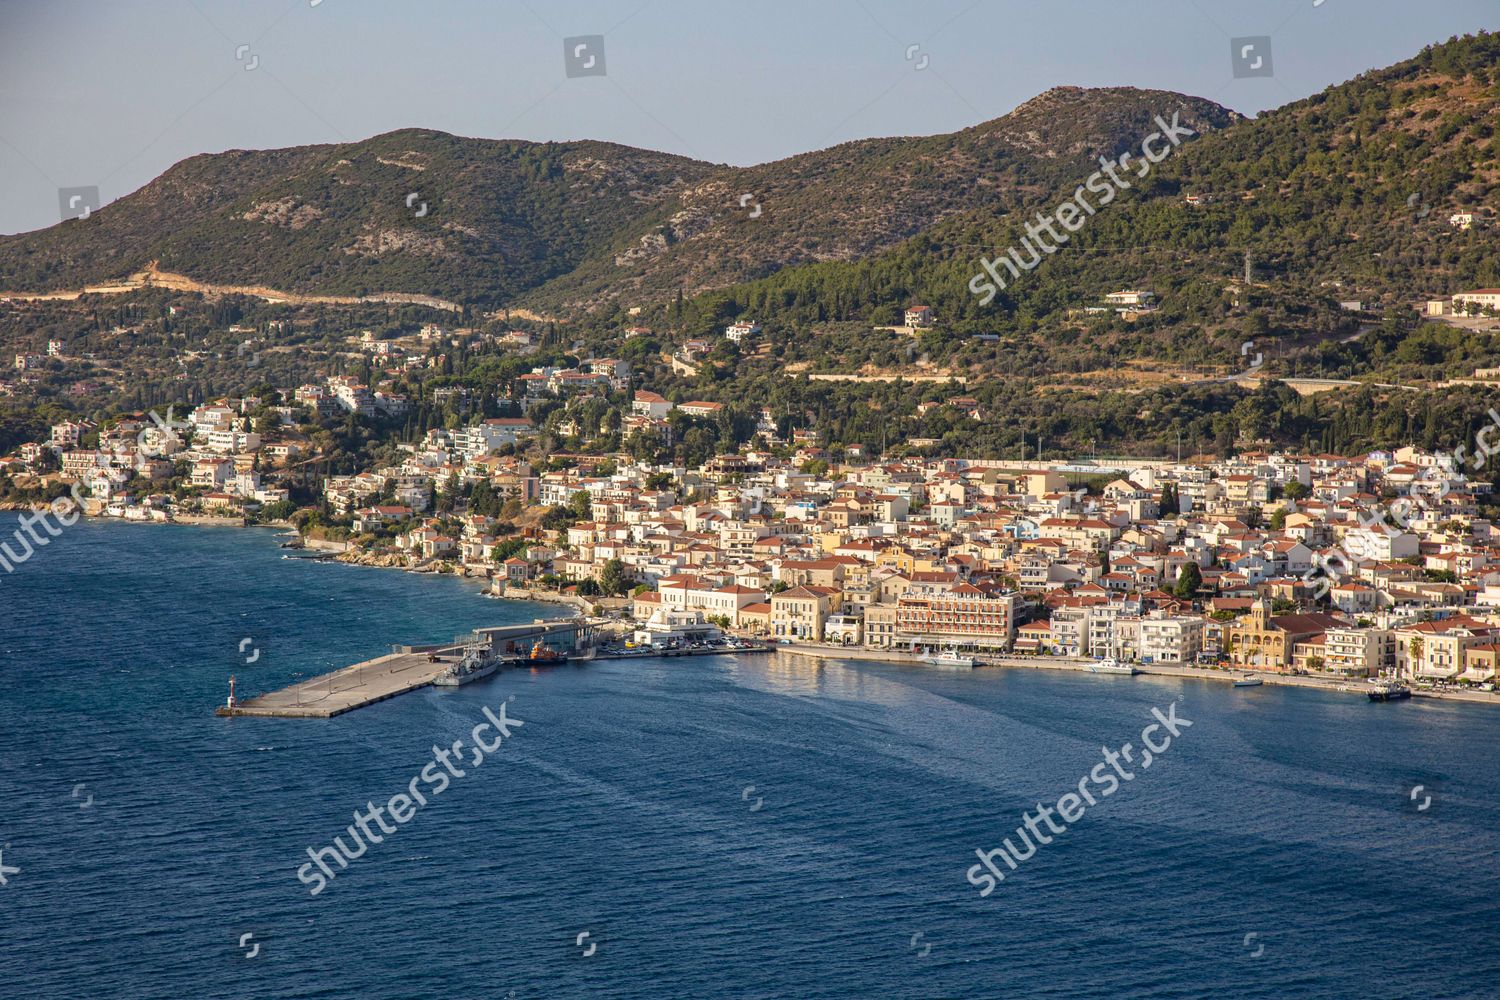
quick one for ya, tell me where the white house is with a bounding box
[1453,289,1500,313]
[1104,290,1156,307]
[631,391,673,419]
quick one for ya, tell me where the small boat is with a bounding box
[921,650,976,669]
[528,639,569,664]
[1090,657,1139,676]
[432,647,499,687]
[1368,683,1412,702]
[1233,674,1264,688]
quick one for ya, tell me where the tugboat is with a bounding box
[1368,682,1412,702]
[433,646,500,687]
[921,649,976,669]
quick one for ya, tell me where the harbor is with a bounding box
[217,618,599,718]
[217,617,771,718]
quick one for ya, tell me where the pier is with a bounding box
[217,618,598,719]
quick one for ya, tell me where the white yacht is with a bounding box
[921,650,976,669]
[1089,656,1139,676]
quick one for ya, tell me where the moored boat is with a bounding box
[1368,683,1412,702]
[921,650,976,669]
[527,639,569,664]
[433,647,500,687]
[1233,674,1264,688]
[1090,656,1139,676]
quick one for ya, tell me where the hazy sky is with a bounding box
[0,0,1493,235]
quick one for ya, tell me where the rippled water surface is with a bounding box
[2,515,1497,999]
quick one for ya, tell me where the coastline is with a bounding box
[772,641,1500,707]
[0,508,531,602]
[5,511,1496,708]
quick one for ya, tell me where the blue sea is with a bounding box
[1,514,1498,999]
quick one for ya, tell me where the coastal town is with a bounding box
[8,302,1500,699]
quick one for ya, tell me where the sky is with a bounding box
[0,0,1493,235]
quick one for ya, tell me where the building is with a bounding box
[633,608,723,647]
[863,604,899,648]
[1104,290,1155,308]
[725,321,761,343]
[452,418,534,457]
[904,306,934,329]
[205,429,261,454]
[679,401,724,419]
[1321,627,1391,676]
[332,382,377,418]
[50,421,93,449]
[631,391,673,419]
[1138,614,1205,664]
[893,584,1016,652]
[770,586,839,640]
[1453,289,1500,313]
[1225,599,1348,671]
[1394,616,1500,681]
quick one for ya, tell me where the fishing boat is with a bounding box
[921,650,976,669]
[1090,656,1139,676]
[1233,674,1264,688]
[1368,683,1412,702]
[432,647,499,687]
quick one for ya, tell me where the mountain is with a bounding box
[0,90,1236,310]
[646,33,1500,371]
[0,131,709,307]
[522,88,1238,310]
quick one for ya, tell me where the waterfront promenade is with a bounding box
[771,642,1500,705]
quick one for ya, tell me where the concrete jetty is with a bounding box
[217,618,597,719]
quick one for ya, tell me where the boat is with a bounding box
[921,650,976,669]
[1090,657,1139,676]
[527,639,569,664]
[1233,674,1264,688]
[432,646,500,687]
[1368,683,1412,702]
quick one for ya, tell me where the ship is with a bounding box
[432,646,500,687]
[921,650,976,669]
[1090,657,1139,676]
[1368,683,1412,702]
[1233,674,1264,688]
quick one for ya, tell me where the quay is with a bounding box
[217,618,597,719]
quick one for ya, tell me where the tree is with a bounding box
[599,557,629,596]
[1174,562,1202,600]
[568,489,592,520]
[1159,482,1177,517]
